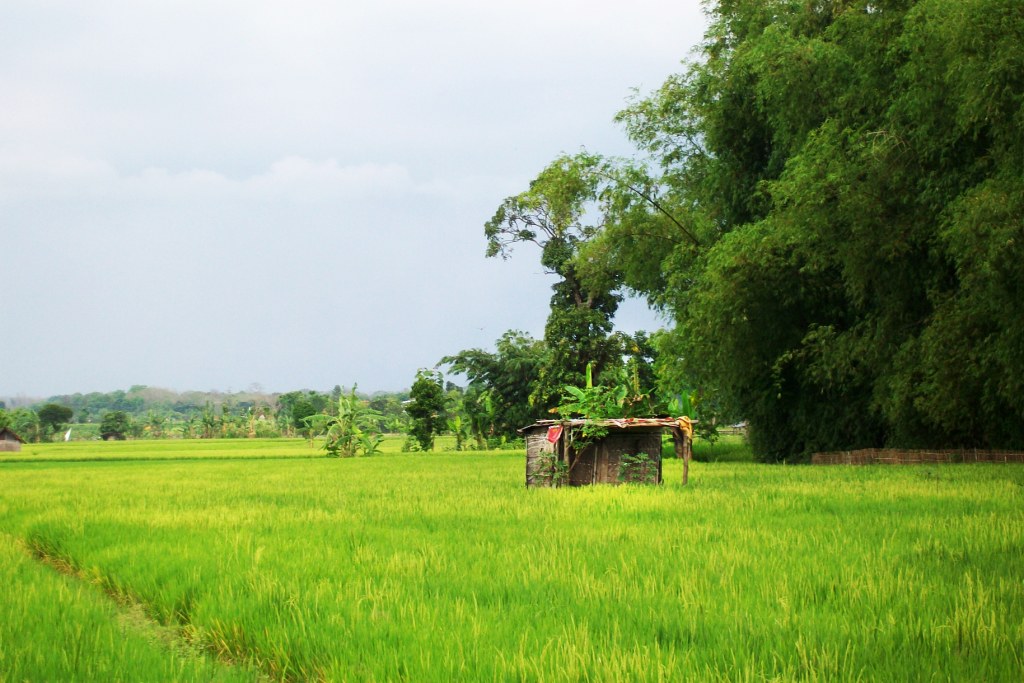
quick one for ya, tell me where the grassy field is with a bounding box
[0,441,1022,681]
[690,433,752,462]
[0,434,464,462]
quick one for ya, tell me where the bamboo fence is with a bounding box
[812,448,1024,465]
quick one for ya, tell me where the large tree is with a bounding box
[36,403,73,439]
[485,154,625,410]
[99,411,131,440]
[581,0,1024,459]
[405,369,447,451]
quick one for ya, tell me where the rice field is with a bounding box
[1,434,419,463]
[0,442,1022,681]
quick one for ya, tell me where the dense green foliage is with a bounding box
[98,410,130,440]
[305,387,384,457]
[2,385,413,443]
[485,155,627,408]
[440,326,665,440]
[18,386,279,426]
[440,330,548,440]
[0,408,41,443]
[507,0,1024,460]
[36,403,73,438]
[0,404,75,442]
[0,533,256,681]
[406,369,447,451]
[456,155,670,429]
[0,447,1021,680]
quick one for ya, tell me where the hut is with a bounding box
[0,427,25,453]
[521,417,694,487]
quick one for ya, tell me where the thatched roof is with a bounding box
[521,417,695,432]
[0,427,25,443]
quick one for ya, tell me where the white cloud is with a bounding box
[0,153,118,200]
[0,153,449,204]
[247,157,417,200]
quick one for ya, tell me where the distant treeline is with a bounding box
[0,385,412,442]
[6,386,280,421]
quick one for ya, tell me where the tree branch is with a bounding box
[616,177,702,247]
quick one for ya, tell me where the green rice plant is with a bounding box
[691,433,753,462]
[0,453,1021,681]
[0,435,440,462]
[0,532,255,681]
[662,433,753,462]
[0,437,321,462]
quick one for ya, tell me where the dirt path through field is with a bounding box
[14,533,269,681]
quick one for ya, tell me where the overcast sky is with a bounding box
[1,1,708,399]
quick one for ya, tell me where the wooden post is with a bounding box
[657,434,664,485]
[671,427,691,486]
[683,431,691,486]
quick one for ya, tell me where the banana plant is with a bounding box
[446,414,470,451]
[555,362,631,450]
[557,363,628,421]
[305,387,383,457]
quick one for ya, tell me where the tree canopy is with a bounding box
[440,330,547,441]
[36,403,73,438]
[485,154,626,409]
[99,411,131,441]
[499,0,1024,460]
[625,0,1022,458]
[406,369,447,451]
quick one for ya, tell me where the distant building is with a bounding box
[0,428,25,452]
